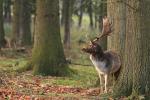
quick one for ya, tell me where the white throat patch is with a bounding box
[90,55,108,74]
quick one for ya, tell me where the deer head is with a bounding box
[82,41,103,56]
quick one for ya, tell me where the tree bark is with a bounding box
[108,0,150,98]
[99,0,107,50]
[20,0,32,46]
[0,0,5,49]
[61,0,65,25]
[131,0,150,97]
[78,0,83,27]
[3,0,11,22]
[87,0,93,29]
[107,0,132,97]
[12,0,21,47]
[63,0,72,49]
[32,0,68,76]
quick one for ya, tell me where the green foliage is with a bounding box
[0,58,28,72]
[52,65,98,88]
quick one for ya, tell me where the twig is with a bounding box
[68,62,92,66]
[66,60,92,66]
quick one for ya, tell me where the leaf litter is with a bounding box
[0,71,103,100]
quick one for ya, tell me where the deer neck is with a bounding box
[91,51,105,61]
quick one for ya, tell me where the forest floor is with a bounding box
[0,18,128,99]
[0,49,116,100]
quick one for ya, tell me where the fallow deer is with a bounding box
[82,17,121,93]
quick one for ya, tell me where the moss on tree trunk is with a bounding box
[108,0,150,98]
[32,0,69,76]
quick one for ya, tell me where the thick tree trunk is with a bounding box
[108,0,150,98]
[63,0,71,49]
[131,0,150,97]
[32,0,68,76]
[107,0,125,54]
[20,0,32,46]
[107,0,132,97]
[0,0,5,49]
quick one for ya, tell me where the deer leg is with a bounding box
[99,73,103,92]
[104,74,108,93]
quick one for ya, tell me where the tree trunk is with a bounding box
[131,0,150,97]
[3,0,11,22]
[20,0,32,46]
[0,0,5,49]
[107,0,132,97]
[87,0,93,29]
[99,0,107,50]
[32,0,68,76]
[61,0,65,25]
[12,0,21,47]
[107,0,125,54]
[78,0,83,27]
[63,0,71,49]
[108,0,150,98]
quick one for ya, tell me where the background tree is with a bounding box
[78,0,84,27]
[20,0,32,46]
[87,0,93,29]
[12,0,21,47]
[92,0,107,50]
[0,0,5,49]
[61,0,65,25]
[32,0,68,76]
[99,0,107,50]
[3,0,11,22]
[63,0,72,49]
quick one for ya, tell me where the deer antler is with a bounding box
[101,16,113,37]
[92,16,113,43]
